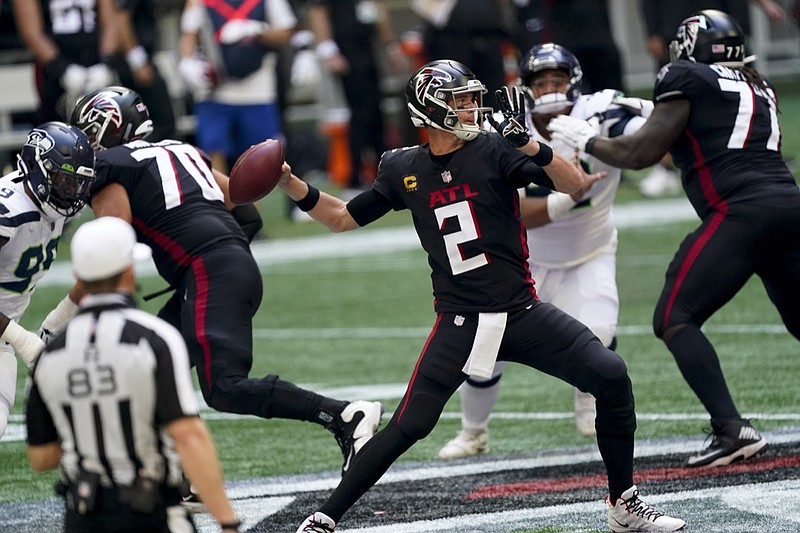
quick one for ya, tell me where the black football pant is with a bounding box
[158,244,344,423]
[654,201,800,425]
[319,301,637,522]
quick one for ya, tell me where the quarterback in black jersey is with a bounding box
[549,9,800,469]
[40,87,383,478]
[287,60,685,533]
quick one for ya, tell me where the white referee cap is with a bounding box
[71,216,152,282]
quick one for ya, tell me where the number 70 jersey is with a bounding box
[94,140,246,286]
[0,173,65,321]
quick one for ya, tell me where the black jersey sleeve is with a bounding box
[654,61,696,103]
[25,377,59,446]
[347,189,393,227]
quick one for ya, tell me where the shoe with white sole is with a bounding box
[328,401,383,474]
[686,418,767,467]
[607,485,686,531]
[639,165,681,198]
[574,388,596,437]
[297,512,336,532]
[437,429,489,459]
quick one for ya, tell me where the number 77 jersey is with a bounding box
[654,60,796,219]
[93,140,247,286]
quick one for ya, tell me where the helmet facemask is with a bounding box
[520,43,583,115]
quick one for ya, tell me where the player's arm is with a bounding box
[549,99,689,170]
[26,379,62,472]
[212,169,263,241]
[521,165,608,228]
[90,183,134,221]
[12,0,59,64]
[278,163,362,232]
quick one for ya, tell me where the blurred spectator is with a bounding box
[412,0,514,108]
[513,0,623,93]
[13,0,118,123]
[178,0,297,173]
[109,0,176,142]
[642,0,786,68]
[308,0,405,194]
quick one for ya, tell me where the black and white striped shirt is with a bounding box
[26,292,199,489]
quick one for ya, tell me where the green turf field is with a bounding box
[0,83,798,507]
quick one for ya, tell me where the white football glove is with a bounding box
[84,63,115,92]
[547,114,600,152]
[218,19,268,45]
[60,64,88,94]
[291,49,321,86]
[1,320,45,368]
[179,56,216,96]
[37,295,80,346]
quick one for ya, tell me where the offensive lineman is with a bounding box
[39,87,382,477]
[282,59,685,532]
[439,43,652,459]
[0,122,95,440]
[548,9,800,467]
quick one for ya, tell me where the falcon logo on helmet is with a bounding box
[70,86,154,150]
[669,10,746,67]
[414,67,452,107]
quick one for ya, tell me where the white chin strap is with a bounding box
[531,92,571,115]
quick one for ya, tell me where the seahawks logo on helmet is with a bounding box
[24,129,55,154]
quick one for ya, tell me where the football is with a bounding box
[228,138,285,205]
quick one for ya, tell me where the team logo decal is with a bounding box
[79,92,123,131]
[454,315,465,326]
[441,170,452,183]
[25,129,55,153]
[414,66,454,105]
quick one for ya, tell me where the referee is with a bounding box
[25,217,241,533]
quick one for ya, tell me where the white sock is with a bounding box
[460,362,507,433]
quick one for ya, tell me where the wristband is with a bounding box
[220,520,241,531]
[293,184,320,212]
[585,136,598,155]
[126,46,149,70]
[531,142,554,166]
[316,39,340,60]
[546,192,577,221]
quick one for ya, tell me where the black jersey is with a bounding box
[93,140,247,286]
[373,133,552,313]
[654,60,798,218]
[40,0,101,66]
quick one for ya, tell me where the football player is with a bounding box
[0,122,95,440]
[548,9,800,467]
[39,86,383,479]
[438,43,652,460]
[283,59,685,532]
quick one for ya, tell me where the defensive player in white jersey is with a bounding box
[0,122,95,440]
[439,43,651,458]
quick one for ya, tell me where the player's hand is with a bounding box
[487,86,530,148]
[84,63,115,92]
[179,57,216,96]
[218,19,268,44]
[547,115,600,152]
[60,64,88,94]
[1,321,45,368]
[290,50,321,86]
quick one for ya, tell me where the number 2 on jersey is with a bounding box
[435,201,489,275]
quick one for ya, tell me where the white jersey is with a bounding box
[525,89,647,268]
[0,171,65,321]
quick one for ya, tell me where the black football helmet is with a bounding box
[70,86,154,150]
[669,10,746,67]
[519,43,583,114]
[405,59,491,141]
[16,122,95,218]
